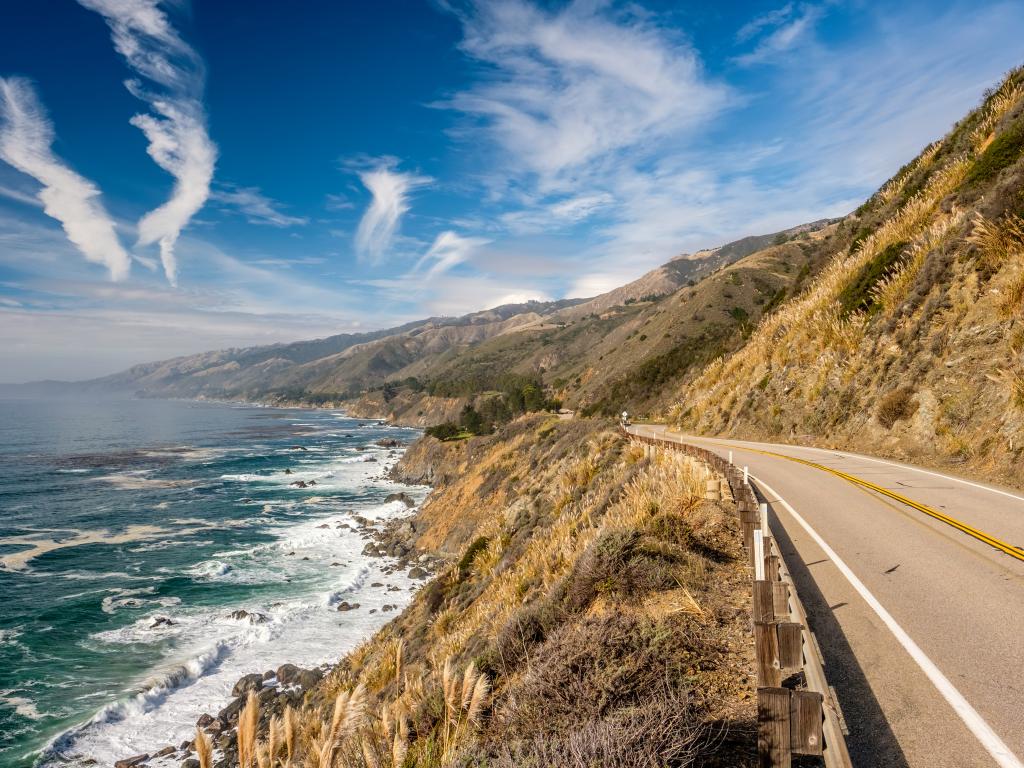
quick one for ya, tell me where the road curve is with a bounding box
[628,426,1024,768]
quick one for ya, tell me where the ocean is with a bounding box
[0,397,425,767]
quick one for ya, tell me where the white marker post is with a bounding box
[728,450,734,464]
[743,465,749,485]
[759,502,769,534]
[753,529,765,581]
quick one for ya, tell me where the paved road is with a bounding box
[628,426,1024,768]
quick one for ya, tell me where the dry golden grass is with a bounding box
[968,212,1024,271]
[971,77,1024,151]
[999,273,1024,318]
[195,727,213,768]
[678,152,971,429]
[870,209,966,316]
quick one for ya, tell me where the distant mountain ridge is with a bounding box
[3,219,833,407]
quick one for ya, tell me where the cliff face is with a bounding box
[195,414,758,767]
[675,68,1024,488]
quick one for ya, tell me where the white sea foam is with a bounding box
[0,689,45,720]
[41,443,429,767]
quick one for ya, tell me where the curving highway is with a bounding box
[627,425,1024,768]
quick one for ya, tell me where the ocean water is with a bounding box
[0,397,425,768]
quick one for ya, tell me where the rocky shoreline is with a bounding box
[110,436,447,768]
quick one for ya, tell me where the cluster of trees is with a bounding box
[425,378,562,441]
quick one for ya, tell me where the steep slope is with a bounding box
[676,68,1024,487]
[344,219,842,425]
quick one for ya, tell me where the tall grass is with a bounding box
[679,152,971,428]
[968,212,1024,271]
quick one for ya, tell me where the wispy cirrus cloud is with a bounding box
[443,0,729,188]
[211,184,308,227]
[734,3,827,66]
[411,230,490,280]
[78,0,216,287]
[0,78,131,281]
[353,161,430,263]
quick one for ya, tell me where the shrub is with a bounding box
[425,422,461,441]
[838,240,909,315]
[965,116,1024,186]
[877,388,919,428]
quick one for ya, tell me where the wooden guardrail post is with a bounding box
[622,430,850,768]
[758,687,791,767]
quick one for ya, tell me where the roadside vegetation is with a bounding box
[194,416,756,767]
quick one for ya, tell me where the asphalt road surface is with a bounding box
[628,425,1024,768]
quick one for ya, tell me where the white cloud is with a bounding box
[79,0,217,287]
[354,163,430,263]
[444,0,729,188]
[411,230,490,280]
[211,184,308,227]
[734,3,826,66]
[0,78,131,281]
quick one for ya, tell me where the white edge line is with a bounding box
[752,472,1023,768]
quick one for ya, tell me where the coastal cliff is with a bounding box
[166,414,757,767]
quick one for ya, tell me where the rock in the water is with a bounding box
[336,601,361,612]
[363,457,378,463]
[149,616,175,629]
[290,480,308,488]
[317,523,330,529]
[196,714,214,729]
[408,566,427,579]
[376,438,401,448]
[385,492,416,508]
[284,468,292,474]
[290,445,307,451]
[228,610,269,624]
[154,746,176,758]
[232,673,264,697]
[114,755,148,768]
[370,582,384,588]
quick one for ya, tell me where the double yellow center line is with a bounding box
[691,435,1024,564]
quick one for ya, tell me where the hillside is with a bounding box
[674,67,1024,488]
[167,416,758,768]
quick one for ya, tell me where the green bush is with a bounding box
[838,240,909,315]
[425,422,460,441]
[966,117,1024,186]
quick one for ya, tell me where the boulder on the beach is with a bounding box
[218,696,246,725]
[276,663,322,690]
[376,438,401,448]
[114,754,148,768]
[363,457,378,463]
[196,713,214,729]
[408,566,427,579]
[232,673,264,697]
[181,760,200,768]
[154,746,176,758]
[385,492,416,508]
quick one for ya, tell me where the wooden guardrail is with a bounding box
[625,429,852,768]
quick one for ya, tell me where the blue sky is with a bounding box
[1,0,1023,381]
